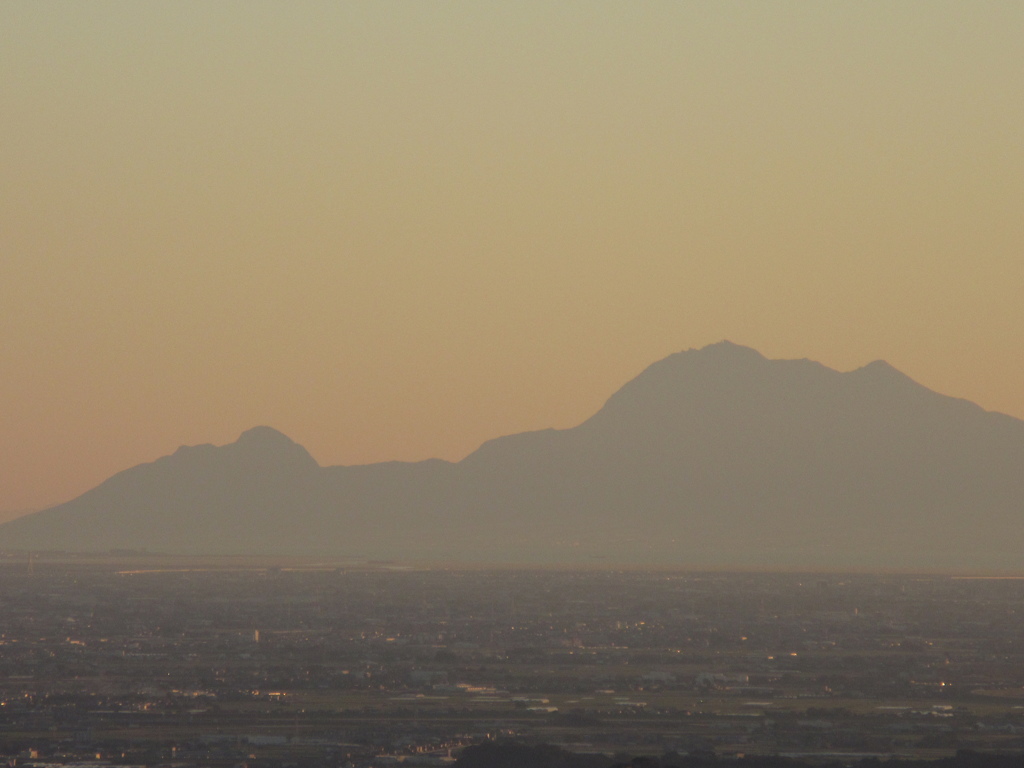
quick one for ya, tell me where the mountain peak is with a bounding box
[635,340,768,381]
[638,341,768,380]
[236,426,298,448]
[696,340,765,360]
[860,359,895,371]
[231,426,319,468]
[849,358,921,388]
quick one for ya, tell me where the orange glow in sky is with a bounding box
[2,2,1023,518]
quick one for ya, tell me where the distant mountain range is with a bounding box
[3,341,1023,570]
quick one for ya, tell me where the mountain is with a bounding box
[3,342,1023,570]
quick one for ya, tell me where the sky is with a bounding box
[2,2,1023,520]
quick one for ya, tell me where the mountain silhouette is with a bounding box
[3,342,1023,569]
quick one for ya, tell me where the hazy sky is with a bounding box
[3,2,1023,519]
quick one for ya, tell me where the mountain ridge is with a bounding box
[3,342,1023,570]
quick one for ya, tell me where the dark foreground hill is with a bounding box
[3,342,1023,569]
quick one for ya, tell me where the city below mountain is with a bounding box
[3,342,1023,570]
